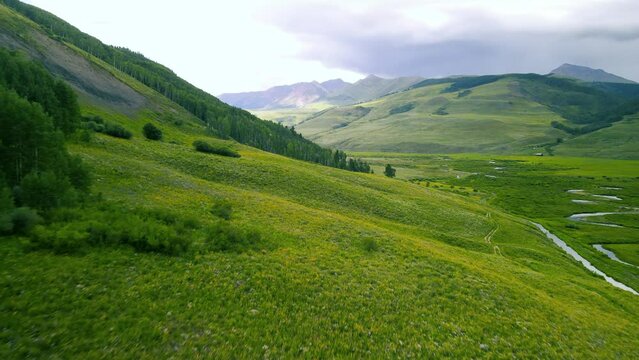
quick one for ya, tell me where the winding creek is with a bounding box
[592,244,638,268]
[532,222,638,295]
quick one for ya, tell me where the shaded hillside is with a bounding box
[0,0,368,170]
[295,73,639,156]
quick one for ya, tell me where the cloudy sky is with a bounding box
[24,0,639,94]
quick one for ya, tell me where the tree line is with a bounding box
[3,0,371,173]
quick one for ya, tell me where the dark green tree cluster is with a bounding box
[0,50,90,235]
[193,140,241,158]
[384,164,396,178]
[331,149,372,173]
[3,0,371,173]
[0,48,80,134]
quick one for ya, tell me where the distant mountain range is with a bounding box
[221,65,636,111]
[219,75,423,110]
[550,64,636,84]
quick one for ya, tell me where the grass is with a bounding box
[555,113,639,159]
[357,152,639,289]
[2,104,639,357]
[294,79,568,154]
[2,4,639,357]
[605,244,639,266]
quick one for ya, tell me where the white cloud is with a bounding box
[22,0,639,93]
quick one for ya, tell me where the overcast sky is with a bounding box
[24,0,639,94]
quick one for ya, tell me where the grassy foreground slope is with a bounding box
[3,110,639,358]
[0,58,638,358]
[1,3,639,360]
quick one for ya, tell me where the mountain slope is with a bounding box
[219,80,335,109]
[0,0,358,169]
[295,74,639,156]
[329,75,424,104]
[220,75,424,111]
[551,63,636,84]
[1,2,639,358]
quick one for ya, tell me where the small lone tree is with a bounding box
[143,123,162,140]
[384,164,396,178]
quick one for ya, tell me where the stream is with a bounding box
[592,244,638,268]
[532,222,638,295]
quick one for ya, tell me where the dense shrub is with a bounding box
[19,171,75,210]
[362,238,379,252]
[8,207,42,235]
[203,222,262,253]
[142,122,162,140]
[103,122,133,139]
[211,200,233,220]
[30,223,88,254]
[193,140,241,158]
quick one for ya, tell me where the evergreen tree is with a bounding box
[384,164,396,178]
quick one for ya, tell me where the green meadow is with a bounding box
[1,1,639,358]
[3,107,639,357]
[356,152,639,290]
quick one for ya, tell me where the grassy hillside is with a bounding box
[297,78,567,153]
[4,106,639,357]
[0,0,368,171]
[294,74,639,157]
[2,1,639,358]
[554,113,639,159]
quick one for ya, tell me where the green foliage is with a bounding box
[442,75,502,93]
[211,199,233,220]
[457,90,472,98]
[434,106,449,115]
[203,221,262,253]
[0,186,14,233]
[389,103,415,115]
[103,122,133,139]
[19,171,74,210]
[8,207,42,234]
[30,223,89,254]
[0,87,91,210]
[193,140,240,158]
[384,164,396,178]
[142,122,162,140]
[362,238,379,252]
[0,48,80,134]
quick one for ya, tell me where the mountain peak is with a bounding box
[550,64,636,84]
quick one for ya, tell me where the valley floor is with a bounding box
[2,122,639,357]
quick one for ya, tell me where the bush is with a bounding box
[84,208,194,255]
[193,140,240,158]
[204,222,262,253]
[9,207,42,234]
[30,224,89,254]
[142,123,163,140]
[103,122,133,139]
[362,238,379,252]
[211,200,233,220]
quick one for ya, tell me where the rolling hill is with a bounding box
[1,1,639,358]
[292,74,639,157]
